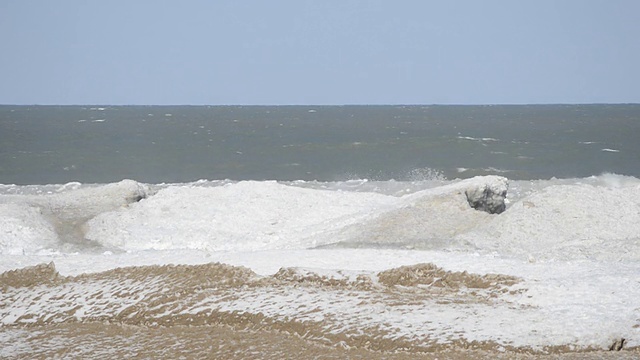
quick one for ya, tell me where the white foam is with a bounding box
[56,182,82,192]
[457,136,499,142]
[590,172,640,188]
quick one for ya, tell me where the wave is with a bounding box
[1,175,639,261]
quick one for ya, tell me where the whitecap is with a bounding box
[457,136,499,142]
[56,182,82,192]
[483,167,510,173]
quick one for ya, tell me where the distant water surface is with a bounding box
[1,104,638,184]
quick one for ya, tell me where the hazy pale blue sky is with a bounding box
[1,1,639,105]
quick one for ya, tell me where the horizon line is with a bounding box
[1,102,639,107]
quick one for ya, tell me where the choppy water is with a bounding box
[1,104,639,184]
[2,104,640,358]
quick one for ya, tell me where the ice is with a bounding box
[85,180,398,251]
[1,175,640,351]
[0,203,58,255]
[0,180,149,254]
[457,182,640,261]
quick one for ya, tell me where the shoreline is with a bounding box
[2,322,638,359]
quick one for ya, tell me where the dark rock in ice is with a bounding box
[609,338,625,351]
[465,183,507,214]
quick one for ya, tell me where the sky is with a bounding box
[1,1,639,105]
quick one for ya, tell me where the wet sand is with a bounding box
[1,262,638,359]
[2,323,638,360]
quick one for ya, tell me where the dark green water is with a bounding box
[1,104,639,184]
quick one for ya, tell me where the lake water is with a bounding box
[1,104,638,184]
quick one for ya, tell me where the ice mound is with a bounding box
[0,203,58,255]
[325,176,508,249]
[33,179,150,221]
[458,183,640,261]
[1,176,510,254]
[85,181,398,251]
[0,180,150,255]
[84,176,510,252]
